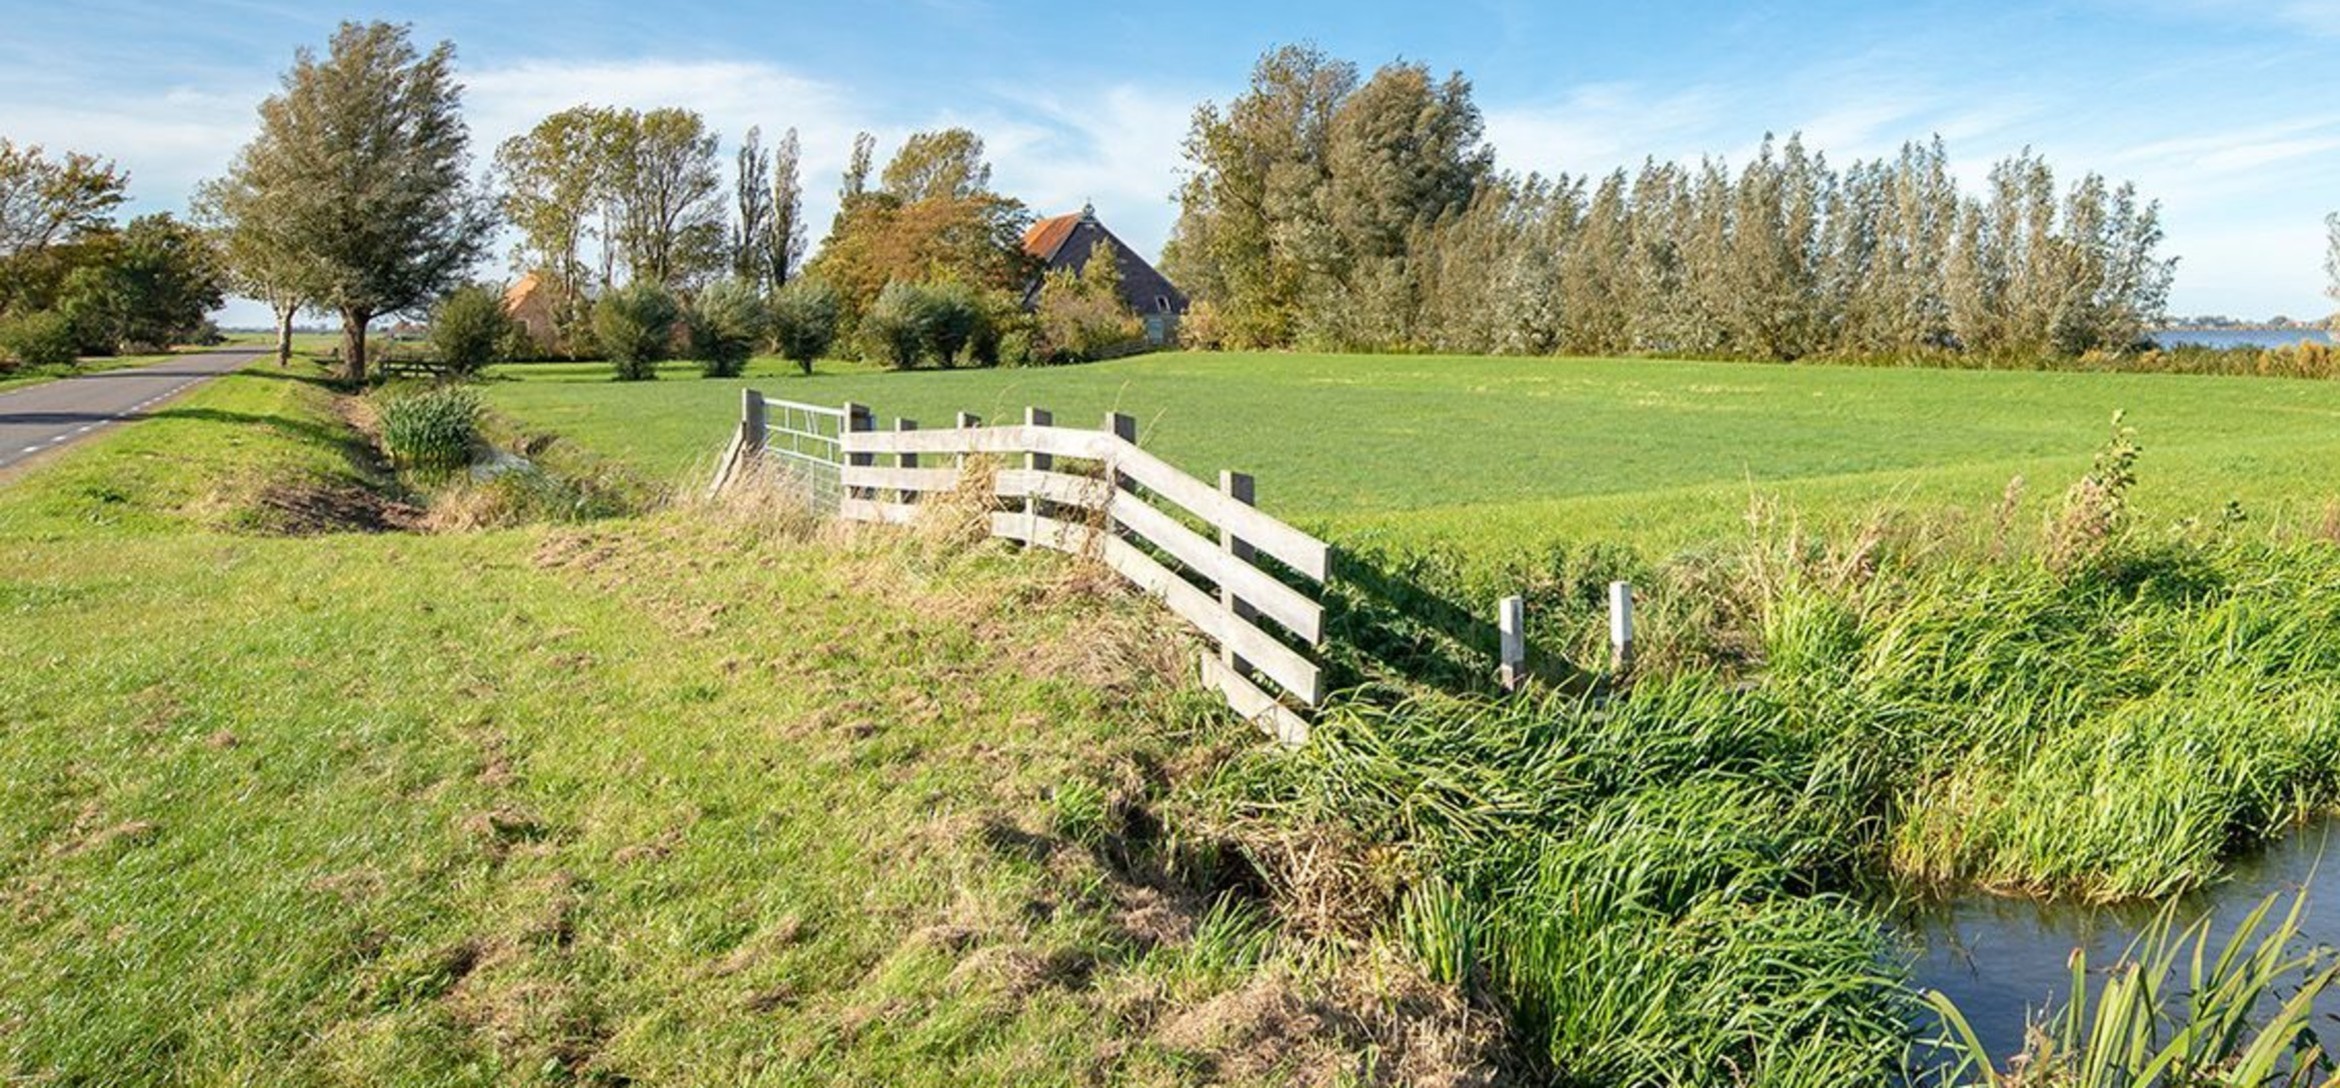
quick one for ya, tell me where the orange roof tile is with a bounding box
[1022,213,1082,261]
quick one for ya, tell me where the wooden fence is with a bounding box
[723,391,1326,743]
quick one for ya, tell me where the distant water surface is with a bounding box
[2154,328,2335,349]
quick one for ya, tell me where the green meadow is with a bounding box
[481,351,2340,555]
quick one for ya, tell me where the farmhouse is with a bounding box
[1021,204,1188,345]
[502,272,558,351]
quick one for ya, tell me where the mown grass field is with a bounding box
[482,351,2340,554]
[0,366,1486,1085]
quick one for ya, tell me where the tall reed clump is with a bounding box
[377,385,480,478]
[1205,685,1916,1085]
[1925,892,2340,1086]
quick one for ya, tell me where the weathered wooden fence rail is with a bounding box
[724,392,1326,743]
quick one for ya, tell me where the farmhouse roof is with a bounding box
[1020,204,1188,317]
[503,272,543,312]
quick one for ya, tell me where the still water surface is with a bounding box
[2154,328,2336,350]
[1903,821,2338,1063]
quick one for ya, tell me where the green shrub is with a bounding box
[428,284,515,376]
[378,385,480,477]
[593,282,679,380]
[997,326,1037,367]
[1034,266,1142,363]
[0,309,81,369]
[687,279,766,378]
[921,281,984,368]
[859,281,936,370]
[768,278,840,376]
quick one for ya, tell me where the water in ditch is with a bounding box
[1900,820,2340,1063]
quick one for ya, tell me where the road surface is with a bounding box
[0,347,264,473]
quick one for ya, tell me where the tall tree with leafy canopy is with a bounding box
[766,126,806,289]
[808,129,1033,324]
[879,128,991,203]
[236,21,493,382]
[494,105,605,340]
[194,166,320,366]
[0,140,130,315]
[0,140,127,261]
[606,107,725,288]
[56,213,223,353]
[732,126,773,287]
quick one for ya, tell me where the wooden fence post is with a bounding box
[895,419,918,505]
[956,412,980,489]
[742,389,767,456]
[842,402,872,502]
[1609,581,1635,673]
[1104,411,1137,444]
[1220,470,1257,674]
[1498,595,1526,692]
[1023,407,1051,544]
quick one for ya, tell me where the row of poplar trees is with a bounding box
[1166,45,2178,361]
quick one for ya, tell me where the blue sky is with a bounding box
[4,0,2336,324]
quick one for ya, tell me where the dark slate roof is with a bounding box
[1021,206,1189,317]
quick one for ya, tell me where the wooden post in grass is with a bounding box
[895,418,918,505]
[843,402,873,502]
[1498,595,1526,692]
[956,412,980,491]
[1609,581,1635,673]
[1220,470,1257,675]
[1023,407,1051,544]
[741,389,767,456]
[1102,412,1137,542]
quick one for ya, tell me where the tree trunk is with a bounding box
[340,308,371,385]
[273,303,295,367]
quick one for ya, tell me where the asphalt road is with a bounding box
[0,347,265,472]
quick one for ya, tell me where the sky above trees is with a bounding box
[3,0,2334,324]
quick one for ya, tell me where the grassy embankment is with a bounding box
[0,364,1494,1085]
[485,349,2340,1083]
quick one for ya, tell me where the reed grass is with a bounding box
[1209,505,2340,1082]
[1925,892,2340,1086]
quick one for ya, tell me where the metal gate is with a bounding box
[757,397,848,514]
[712,392,852,514]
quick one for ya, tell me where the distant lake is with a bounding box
[2154,327,2335,349]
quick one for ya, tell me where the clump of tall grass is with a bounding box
[1207,687,1915,1084]
[1925,892,2340,1085]
[376,385,480,478]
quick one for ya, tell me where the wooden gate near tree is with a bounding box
[716,390,1329,743]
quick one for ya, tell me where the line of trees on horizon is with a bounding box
[0,141,224,369]
[13,25,2339,383]
[1164,45,2188,362]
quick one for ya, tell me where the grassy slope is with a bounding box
[0,368,1482,1085]
[481,351,2340,552]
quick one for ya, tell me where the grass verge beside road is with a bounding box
[0,363,1488,1085]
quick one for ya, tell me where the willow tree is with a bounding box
[233,21,492,382]
[194,167,319,366]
